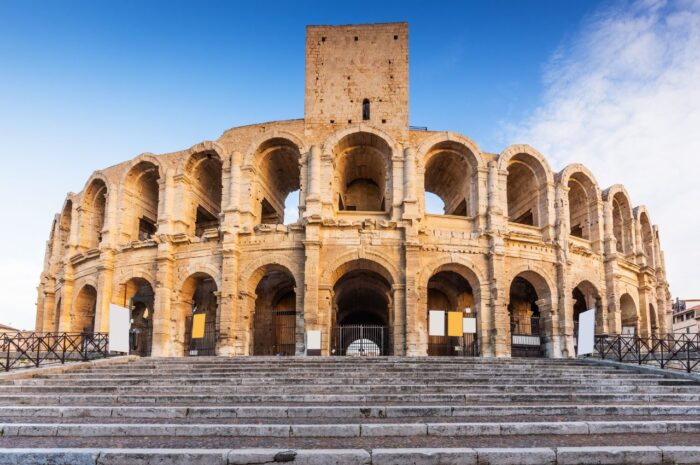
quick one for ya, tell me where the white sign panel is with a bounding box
[577,308,596,356]
[463,317,477,334]
[109,304,130,353]
[622,326,636,336]
[428,310,445,336]
[306,330,322,351]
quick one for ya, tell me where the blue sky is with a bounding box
[2,0,698,329]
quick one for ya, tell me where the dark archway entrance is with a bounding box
[252,267,297,356]
[331,266,392,356]
[427,271,477,356]
[508,274,550,357]
[119,278,155,357]
[182,274,218,356]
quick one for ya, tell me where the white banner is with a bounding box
[463,317,477,334]
[577,308,596,356]
[428,310,445,336]
[306,330,322,351]
[109,304,130,353]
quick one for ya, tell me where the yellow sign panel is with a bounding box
[192,313,206,339]
[447,312,463,337]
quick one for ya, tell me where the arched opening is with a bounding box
[123,161,160,242]
[252,266,297,356]
[118,278,154,357]
[58,200,73,259]
[506,153,547,227]
[620,293,637,336]
[611,192,633,255]
[334,132,392,213]
[572,281,602,348]
[362,98,370,121]
[82,179,107,249]
[53,297,62,332]
[331,261,392,356]
[72,285,97,333]
[639,212,655,267]
[649,303,658,336]
[254,138,301,225]
[427,270,476,356]
[423,142,475,217]
[508,272,551,357]
[181,274,218,356]
[187,152,222,237]
[567,173,597,240]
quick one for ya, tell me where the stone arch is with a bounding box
[247,263,298,356]
[635,206,656,268]
[499,145,553,228]
[421,260,483,357]
[321,124,399,155]
[558,164,602,242]
[120,156,163,243]
[72,283,97,333]
[183,147,224,237]
[243,131,308,167]
[175,264,222,296]
[249,137,303,225]
[603,185,635,256]
[329,258,395,355]
[571,279,603,334]
[507,267,556,357]
[117,276,155,357]
[56,198,74,263]
[620,293,638,334]
[321,252,399,288]
[176,272,219,356]
[329,130,394,213]
[417,133,485,217]
[80,176,109,250]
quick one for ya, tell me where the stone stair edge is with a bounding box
[0,446,698,465]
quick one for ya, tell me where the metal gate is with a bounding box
[511,316,544,357]
[332,325,389,356]
[184,314,217,356]
[267,310,296,355]
[428,333,479,356]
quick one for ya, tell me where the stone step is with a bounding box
[1,446,697,465]
[3,383,697,395]
[12,376,681,387]
[3,420,700,438]
[3,392,700,406]
[2,404,700,420]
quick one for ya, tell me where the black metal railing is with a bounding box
[593,333,700,373]
[511,316,544,357]
[0,332,110,372]
[332,325,389,356]
[428,334,479,356]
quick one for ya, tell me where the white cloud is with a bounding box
[507,0,700,299]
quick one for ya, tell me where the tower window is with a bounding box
[362,99,370,121]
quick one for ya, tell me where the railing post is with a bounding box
[4,334,9,372]
[61,334,66,364]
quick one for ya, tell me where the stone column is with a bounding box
[486,160,508,357]
[305,145,322,217]
[391,154,404,221]
[392,284,406,355]
[217,246,239,356]
[302,229,322,354]
[554,183,574,357]
[93,250,115,333]
[402,147,419,219]
[151,244,175,356]
[602,201,621,333]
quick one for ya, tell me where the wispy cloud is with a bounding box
[507,0,700,299]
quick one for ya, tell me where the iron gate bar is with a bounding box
[594,333,700,373]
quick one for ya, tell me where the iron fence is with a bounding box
[0,332,110,372]
[511,316,544,357]
[184,315,217,356]
[428,334,479,356]
[332,325,389,356]
[593,333,700,373]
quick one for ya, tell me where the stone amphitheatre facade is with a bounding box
[35,23,670,358]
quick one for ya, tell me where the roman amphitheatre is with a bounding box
[35,22,670,359]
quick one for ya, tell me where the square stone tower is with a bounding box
[304,22,409,133]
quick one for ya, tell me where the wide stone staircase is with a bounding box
[1,356,700,464]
